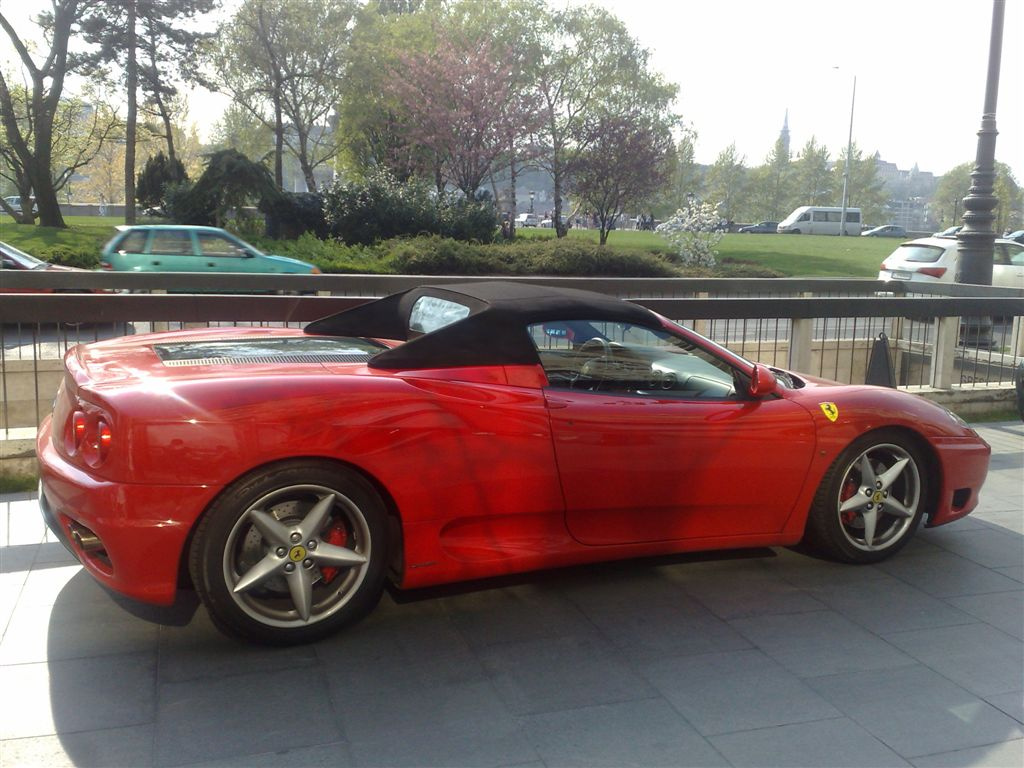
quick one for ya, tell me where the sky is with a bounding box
[2,0,1021,178]
[581,0,1023,176]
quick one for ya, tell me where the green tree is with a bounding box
[533,5,677,237]
[745,136,794,221]
[833,143,886,223]
[652,126,700,219]
[136,150,187,210]
[0,81,121,223]
[213,0,358,192]
[209,103,276,163]
[570,111,675,244]
[704,143,747,223]
[933,161,1023,233]
[792,137,832,206]
[82,1,216,224]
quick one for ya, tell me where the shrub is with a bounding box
[163,180,215,226]
[261,192,327,240]
[522,239,679,277]
[136,151,187,211]
[322,169,498,245]
[656,202,724,267]
[388,236,516,275]
[38,245,102,269]
[383,236,678,277]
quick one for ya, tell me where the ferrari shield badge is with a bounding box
[819,402,839,422]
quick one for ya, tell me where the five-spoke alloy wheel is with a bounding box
[804,430,930,563]
[190,461,388,645]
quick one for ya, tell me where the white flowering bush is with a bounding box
[655,201,724,267]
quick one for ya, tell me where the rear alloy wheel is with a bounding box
[804,431,928,563]
[190,462,388,644]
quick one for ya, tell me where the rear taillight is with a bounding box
[99,261,112,270]
[65,409,113,467]
[917,267,947,278]
[72,411,88,451]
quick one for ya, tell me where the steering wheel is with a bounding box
[572,337,614,389]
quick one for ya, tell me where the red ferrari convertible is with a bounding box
[37,282,991,644]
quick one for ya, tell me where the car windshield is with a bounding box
[893,244,945,263]
[1,242,47,269]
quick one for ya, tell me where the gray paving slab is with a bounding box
[155,667,343,767]
[0,724,155,768]
[882,622,1024,698]
[338,679,537,767]
[708,717,911,767]
[729,609,917,678]
[480,634,657,716]
[806,664,1024,758]
[0,653,156,740]
[910,739,1024,768]
[523,697,728,767]
[1,419,1021,767]
[639,649,842,737]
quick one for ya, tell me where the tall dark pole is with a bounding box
[956,0,1004,285]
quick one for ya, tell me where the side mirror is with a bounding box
[748,364,778,398]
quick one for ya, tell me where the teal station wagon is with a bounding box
[101,225,321,274]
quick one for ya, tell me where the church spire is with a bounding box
[779,109,791,154]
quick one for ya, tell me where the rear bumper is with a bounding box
[926,434,992,527]
[36,415,220,605]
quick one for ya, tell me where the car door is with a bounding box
[195,231,257,272]
[993,242,1024,289]
[146,228,199,271]
[531,320,817,546]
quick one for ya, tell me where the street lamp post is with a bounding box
[839,74,856,237]
[956,0,1005,285]
[529,190,535,214]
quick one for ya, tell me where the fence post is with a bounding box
[931,315,959,389]
[789,317,813,373]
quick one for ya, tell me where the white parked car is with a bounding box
[878,236,1024,289]
[515,213,542,227]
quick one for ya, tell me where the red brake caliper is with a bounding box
[839,478,858,524]
[319,524,348,584]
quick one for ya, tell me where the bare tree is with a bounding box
[0,1,103,227]
[213,0,356,192]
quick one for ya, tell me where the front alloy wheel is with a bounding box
[804,430,929,563]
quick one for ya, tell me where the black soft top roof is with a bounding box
[304,281,657,370]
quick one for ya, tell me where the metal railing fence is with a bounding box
[2,272,1022,431]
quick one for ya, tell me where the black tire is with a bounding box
[802,430,930,564]
[189,460,388,645]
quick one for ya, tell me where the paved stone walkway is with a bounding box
[1,422,1021,767]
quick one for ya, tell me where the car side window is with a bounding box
[197,233,244,257]
[527,320,739,400]
[1002,244,1024,266]
[117,230,148,254]
[149,230,193,256]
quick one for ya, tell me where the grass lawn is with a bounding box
[4,215,900,278]
[2,215,122,251]
[518,227,896,278]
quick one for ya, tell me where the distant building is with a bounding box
[874,152,938,230]
[779,110,790,155]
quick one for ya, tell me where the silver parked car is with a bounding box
[878,236,1024,288]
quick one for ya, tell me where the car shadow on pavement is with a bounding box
[25,514,1024,768]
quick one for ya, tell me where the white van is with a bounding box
[777,206,862,235]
